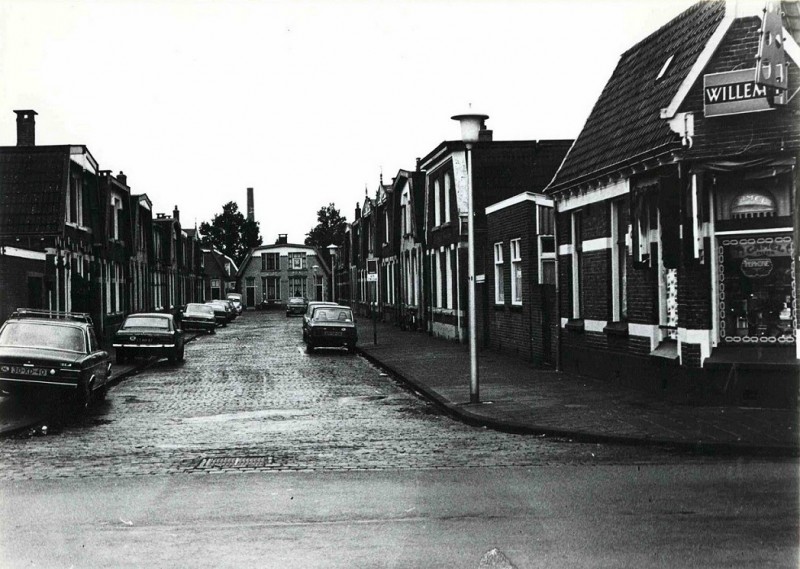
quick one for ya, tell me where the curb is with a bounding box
[355,347,800,458]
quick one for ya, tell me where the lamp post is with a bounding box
[327,244,338,303]
[451,112,488,404]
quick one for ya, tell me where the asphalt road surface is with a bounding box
[0,311,796,568]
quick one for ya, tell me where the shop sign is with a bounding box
[726,240,792,259]
[740,257,773,278]
[704,69,773,117]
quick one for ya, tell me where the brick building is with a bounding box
[237,235,329,309]
[545,0,799,406]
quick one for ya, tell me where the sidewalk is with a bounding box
[355,320,800,456]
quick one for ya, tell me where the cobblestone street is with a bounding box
[0,312,726,481]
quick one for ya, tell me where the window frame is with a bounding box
[494,242,505,304]
[510,238,522,305]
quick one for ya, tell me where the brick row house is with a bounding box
[203,247,238,301]
[0,110,207,342]
[544,1,800,406]
[335,125,571,365]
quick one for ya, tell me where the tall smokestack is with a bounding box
[247,187,254,222]
[14,110,37,147]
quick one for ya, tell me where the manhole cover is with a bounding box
[195,455,290,469]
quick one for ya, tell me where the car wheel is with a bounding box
[116,350,126,365]
[177,346,185,362]
[306,341,314,353]
[346,344,356,354]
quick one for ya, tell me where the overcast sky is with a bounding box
[0,0,697,244]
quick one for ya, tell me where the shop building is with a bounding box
[545,0,799,406]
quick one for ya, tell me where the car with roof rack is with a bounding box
[0,308,111,410]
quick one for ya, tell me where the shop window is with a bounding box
[719,235,795,345]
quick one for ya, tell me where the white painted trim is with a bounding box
[486,192,553,215]
[559,244,574,256]
[660,10,735,119]
[1,246,47,261]
[784,25,800,68]
[583,237,612,252]
[715,227,793,236]
[561,317,568,327]
[584,319,607,333]
[678,328,712,366]
[629,323,660,352]
[557,179,629,212]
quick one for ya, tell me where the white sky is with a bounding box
[0,0,697,243]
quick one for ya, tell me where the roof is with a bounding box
[0,146,70,236]
[547,0,726,192]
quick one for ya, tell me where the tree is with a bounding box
[199,201,262,265]
[305,203,348,255]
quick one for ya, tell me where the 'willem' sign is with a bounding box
[704,68,773,117]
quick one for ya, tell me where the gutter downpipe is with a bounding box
[553,194,562,373]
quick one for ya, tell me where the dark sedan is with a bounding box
[181,303,216,334]
[0,309,111,410]
[305,306,357,353]
[112,313,185,364]
[302,301,339,340]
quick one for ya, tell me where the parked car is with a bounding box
[304,305,357,353]
[302,301,339,340]
[112,313,185,364]
[206,300,234,326]
[226,293,244,315]
[286,296,308,316]
[223,298,239,319]
[181,303,217,334]
[0,309,111,409]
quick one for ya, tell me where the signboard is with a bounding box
[367,257,378,281]
[755,1,788,92]
[704,68,775,117]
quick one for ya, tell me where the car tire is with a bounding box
[306,341,314,354]
[177,346,185,362]
[346,344,356,354]
[116,350,126,365]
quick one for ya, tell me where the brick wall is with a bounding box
[0,255,46,323]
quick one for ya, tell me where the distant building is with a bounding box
[237,235,330,308]
[202,248,237,300]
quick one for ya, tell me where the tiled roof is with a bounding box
[0,148,69,236]
[548,0,726,191]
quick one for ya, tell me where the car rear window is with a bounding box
[313,308,353,322]
[123,316,171,330]
[0,321,86,353]
[185,305,214,316]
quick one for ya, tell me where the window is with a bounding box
[263,276,280,301]
[510,239,522,305]
[433,180,441,227]
[401,205,408,236]
[436,249,444,308]
[262,252,279,271]
[494,242,505,304]
[610,200,628,321]
[110,196,123,240]
[632,189,652,265]
[445,248,453,309]
[571,211,583,318]
[384,211,390,244]
[67,176,83,226]
[443,173,451,223]
[537,205,556,285]
[288,252,305,270]
[289,275,307,298]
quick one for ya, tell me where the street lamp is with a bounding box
[451,112,488,404]
[327,244,339,303]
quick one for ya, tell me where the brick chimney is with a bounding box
[247,187,254,222]
[14,110,37,147]
[355,201,361,220]
[173,205,180,221]
[117,171,127,186]
[276,234,288,244]
[478,126,493,142]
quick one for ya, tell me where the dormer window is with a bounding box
[656,54,674,81]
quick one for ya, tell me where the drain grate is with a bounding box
[195,455,289,469]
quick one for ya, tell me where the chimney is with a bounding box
[173,205,180,221]
[415,157,421,172]
[117,171,127,186]
[478,126,493,142]
[247,187,254,222]
[355,201,361,220]
[276,233,288,245]
[14,110,37,147]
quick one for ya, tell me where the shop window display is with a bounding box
[719,235,796,344]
